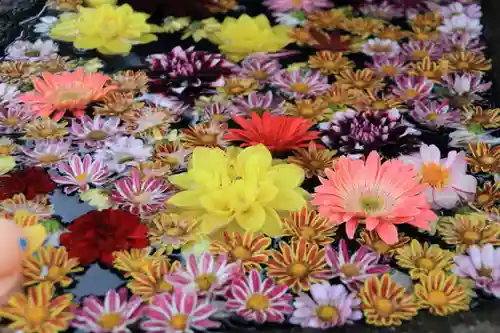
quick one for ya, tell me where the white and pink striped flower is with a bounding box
[141,289,220,332]
[368,55,408,78]
[0,103,34,134]
[239,56,282,83]
[360,1,404,19]
[325,240,389,291]
[110,169,171,216]
[51,154,110,194]
[230,91,284,117]
[21,139,73,167]
[271,69,330,99]
[72,288,143,333]
[411,100,461,129]
[441,32,485,54]
[361,39,401,57]
[401,40,443,61]
[392,75,433,102]
[70,116,124,149]
[441,72,491,102]
[264,0,331,13]
[226,269,293,323]
[167,252,240,297]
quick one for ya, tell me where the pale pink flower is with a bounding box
[441,73,491,101]
[290,282,362,328]
[0,103,34,134]
[411,100,461,128]
[367,55,408,78]
[271,70,330,99]
[239,56,282,82]
[439,14,482,38]
[439,2,482,19]
[70,116,124,149]
[141,289,220,332]
[226,269,293,323]
[392,75,433,102]
[264,0,331,13]
[94,136,152,173]
[361,39,401,57]
[51,154,110,194]
[230,91,284,117]
[399,144,477,209]
[21,139,73,167]
[360,1,404,19]
[201,102,234,122]
[401,40,443,61]
[0,83,19,105]
[441,32,485,54]
[72,288,143,333]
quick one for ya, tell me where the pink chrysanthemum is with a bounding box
[290,282,362,328]
[271,70,330,99]
[441,32,485,54]
[453,244,500,298]
[400,40,443,61]
[325,239,389,291]
[70,116,124,149]
[312,151,437,244]
[51,154,110,194]
[110,169,171,217]
[392,75,433,102]
[226,269,293,323]
[367,55,408,78]
[0,103,34,134]
[360,1,404,19]
[264,0,332,13]
[441,73,491,102]
[410,100,461,129]
[166,252,240,297]
[72,288,143,333]
[239,55,282,83]
[201,102,233,122]
[141,290,220,332]
[21,139,73,167]
[230,91,284,117]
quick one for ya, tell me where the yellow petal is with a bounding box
[168,191,201,208]
[23,225,46,255]
[234,204,265,232]
[0,156,15,175]
[260,207,284,236]
[268,189,307,211]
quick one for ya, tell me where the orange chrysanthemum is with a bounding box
[19,68,116,120]
[225,112,320,152]
[281,207,337,246]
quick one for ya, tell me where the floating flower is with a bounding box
[23,246,83,287]
[410,100,460,128]
[127,258,179,300]
[414,270,470,316]
[93,92,143,121]
[181,121,228,149]
[271,69,330,99]
[290,282,362,328]
[312,151,436,244]
[471,181,499,214]
[209,14,292,61]
[396,240,455,280]
[94,136,152,173]
[220,77,259,97]
[264,0,331,12]
[308,51,354,75]
[59,209,149,266]
[267,238,331,293]
[0,283,74,333]
[51,154,110,194]
[226,112,320,152]
[401,40,442,61]
[240,56,281,82]
[287,142,336,179]
[148,212,204,253]
[153,140,191,170]
[141,290,220,332]
[111,70,149,95]
[439,14,482,38]
[72,288,143,333]
[0,103,34,134]
[357,230,411,258]
[21,139,72,167]
[0,167,56,200]
[0,83,19,105]
[226,269,293,323]
[441,73,491,107]
[443,51,491,73]
[69,116,124,149]
[0,193,53,220]
[368,55,408,78]
[112,248,165,278]
[466,141,499,174]
[284,98,331,122]
[281,207,337,246]
[453,244,500,298]
[360,274,418,326]
[230,91,283,117]
[361,38,401,57]
[399,144,477,209]
[335,69,385,92]
[5,39,59,61]
[23,118,69,140]
[392,75,433,102]
[210,232,271,272]
[326,239,389,291]
[80,189,112,211]
[19,68,115,120]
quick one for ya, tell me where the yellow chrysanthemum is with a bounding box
[147,213,204,253]
[168,144,307,238]
[50,4,157,55]
[396,240,455,280]
[112,248,166,278]
[127,258,180,300]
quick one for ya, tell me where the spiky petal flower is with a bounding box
[141,290,220,332]
[230,91,284,117]
[264,0,331,13]
[0,83,19,105]
[312,151,437,244]
[21,139,73,167]
[325,239,389,291]
[410,100,460,128]
[281,207,337,246]
[226,269,293,323]
[51,154,110,194]
[368,55,408,78]
[290,282,362,328]
[239,55,281,82]
[110,169,171,217]
[69,116,124,150]
[72,288,143,333]
[94,136,152,174]
[401,40,443,61]
[0,103,34,134]
[271,69,330,99]
[225,112,320,152]
[392,75,433,102]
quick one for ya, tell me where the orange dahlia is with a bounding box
[225,112,320,152]
[19,68,116,120]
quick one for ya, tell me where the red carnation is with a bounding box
[0,167,56,200]
[60,209,149,266]
[225,112,320,152]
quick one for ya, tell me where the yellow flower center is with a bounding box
[249,107,268,116]
[233,245,252,260]
[416,257,436,270]
[299,106,316,118]
[87,130,108,140]
[370,44,393,53]
[38,128,55,137]
[98,312,122,330]
[39,154,60,164]
[157,280,174,293]
[246,293,270,311]
[300,226,316,240]
[316,305,339,322]
[75,173,88,182]
[359,194,385,213]
[456,61,470,69]
[291,83,311,94]
[47,266,64,279]
[372,101,388,110]
[421,163,450,189]
[195,274,217,291]
[354,80,368,89]
[477,194,491,204]
[132,192,151,204]
[411,50,429,59]
[4,117,18,126]
[462,231,480,244]
[426,113,439,121]
[169,313,188,330]
[250,70,269,81]
[372,240,390,254]
[0,146,11,155]
[288,262,309,278]
[374,298,394,316]
[478,267,493,278]
[25,306,49,325]
[291,0,303,5]
[228,86,246,95]
[405,89,418,98]
[341,263,360,277]
[428,291,448,306]
[381,65,397,76]
[166,227,184,237]
[59,91,83,101]
[479,156,496,166]
[199,134,218,145]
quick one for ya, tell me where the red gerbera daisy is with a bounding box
[60,209,149,266]
[225,112,320,152]
[0,167,56,200]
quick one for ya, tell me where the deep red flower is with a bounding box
[225,112,320,152]
[0,167,56,200]
[60,209,149,266]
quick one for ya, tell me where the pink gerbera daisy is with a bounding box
[226,269,293,323]
[51,154,110,194]
[325,239,389,291]
[109,169,171,217]
[141,290,220,332]
[166,252,240,297]
[290,282,362,328]
[264,0,332,13]
[312,151,437,244]
[271,70,330,99]
[72,288,143,333]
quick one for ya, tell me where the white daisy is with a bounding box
[5,39,59,61]
[94,136,152,173]
[361,38,401,57]
[439,14,482,38]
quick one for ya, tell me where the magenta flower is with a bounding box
[411,100,461,128]
[271,69,330,99]
[70,116,124,149]
[166,252,240,297]
[51,154,110,194]
[264,0,331,13]
[141,289,220,332]
[400,40,443,61]
[367,55,408,77]
[239,55,281,83]
[290,282,362,328]
[72,288,143,333]
[226,269,293,323]
[392,75,433,102]
[230,91,284,117]
[325,240,389,291]
[110,169,171,217]
[454,244,500,298]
